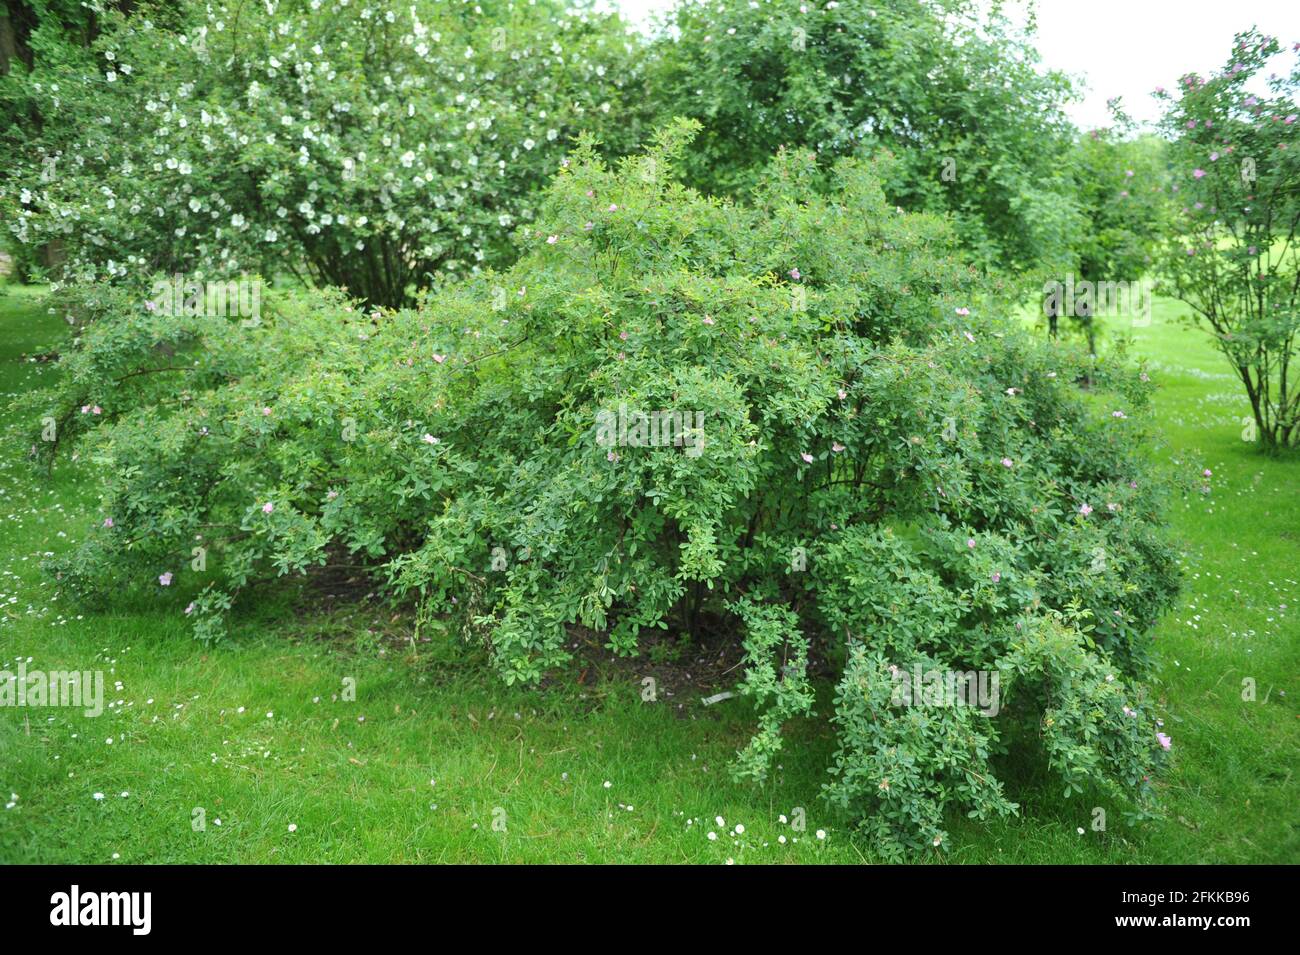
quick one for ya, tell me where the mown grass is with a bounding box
[0,283,1295,863]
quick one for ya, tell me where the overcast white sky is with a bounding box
[605,0,1300,130]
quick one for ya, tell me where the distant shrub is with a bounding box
[648,0,1082,279]
[35,122,1178,854]
[1061,119,1169,351]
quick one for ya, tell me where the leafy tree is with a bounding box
[1054,112,1168,351]
[649,0,1081,277]
[36,123,1179,854]
[1,0,650,305]
[1158,30,1300,450]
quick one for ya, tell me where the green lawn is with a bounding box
[0,284,1295,864]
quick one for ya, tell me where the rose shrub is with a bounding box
[1158,31,1300,450]
[33,122,1179,855]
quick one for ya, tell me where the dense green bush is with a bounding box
[34,123,1178,854]
[1,0,648,305]
[649,0,1082,278]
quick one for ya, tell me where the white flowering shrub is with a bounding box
[35,123,1180,854]
[1,0,649,305]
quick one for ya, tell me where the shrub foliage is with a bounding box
[650,0,1082,277]
[34,123,1178,854]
